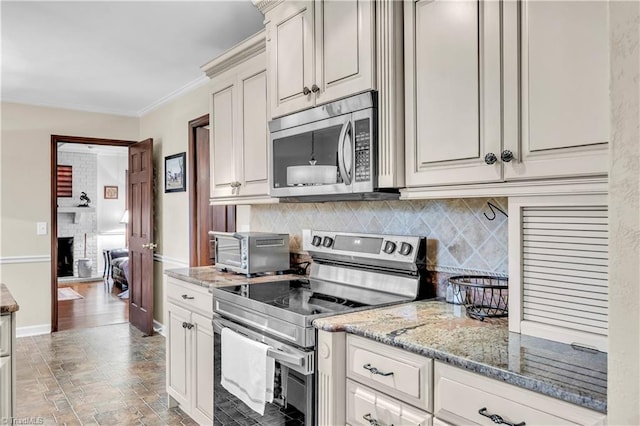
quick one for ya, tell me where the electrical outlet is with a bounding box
[36,222,47,235]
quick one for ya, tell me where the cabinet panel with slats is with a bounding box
[509,196,608,352]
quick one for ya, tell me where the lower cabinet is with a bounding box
[346,335,433,426]
[0,312,15,421]
[166,278,213,425]
[434,362,606,426]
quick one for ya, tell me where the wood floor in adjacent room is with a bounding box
[57,281,128,331]
[16,324,197,425]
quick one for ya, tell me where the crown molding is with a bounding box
[251,0,283,15]
[0,97,139,117]
[136,75,209,117]
[201,30,266,79]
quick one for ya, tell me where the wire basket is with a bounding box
[448,276,509,320]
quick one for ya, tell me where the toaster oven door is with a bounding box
[214,235,242,269]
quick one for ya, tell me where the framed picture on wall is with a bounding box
[104,186,118,199]
[165,152,186,193]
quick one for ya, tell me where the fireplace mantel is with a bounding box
[57,207,96,223]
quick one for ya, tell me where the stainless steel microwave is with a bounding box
[210,232,290,276]
[269,91,399,202]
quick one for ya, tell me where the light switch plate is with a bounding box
[36,222,47,235]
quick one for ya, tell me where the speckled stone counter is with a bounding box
[1,283,19,313]
[164,266,303,291]
[314,300,607,413]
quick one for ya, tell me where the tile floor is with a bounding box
[15,323,197,426]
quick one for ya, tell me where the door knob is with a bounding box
[501,150,515,162]
[142,243,157,250]
[484,152,497,165]
[303,86,311,95]
[311,84,320,93]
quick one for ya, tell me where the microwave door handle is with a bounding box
[337,120,353,186]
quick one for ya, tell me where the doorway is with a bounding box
[188,115,235,267]
[50,135,136,332]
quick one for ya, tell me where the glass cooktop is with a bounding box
[216,279,369,316]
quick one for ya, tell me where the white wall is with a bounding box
[608,1,640,423]
[0,102,138,329]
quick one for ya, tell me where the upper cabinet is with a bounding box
[202,31,274,204]
[266,0,375,118]
[404,0,609,191]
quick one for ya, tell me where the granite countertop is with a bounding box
[164,266,304,291]
[1,283,20,313]
[314,300,607,413]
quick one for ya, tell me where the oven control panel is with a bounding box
[303,229,424,263]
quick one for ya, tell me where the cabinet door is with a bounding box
[503,0,609,180]
[347,380,432,426]
[405,0,502,187]
[167,302,191,407]
[314,0,374,105]
[267,1,315,118]
[237,61,270,198]
[191,311,214,425]
[210,73,237,199]
[0,356,10,420]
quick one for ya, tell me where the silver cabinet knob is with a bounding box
[311,84,320,93]
[501,150,515,162]
[303,86,311,95]
[484,153,497,165]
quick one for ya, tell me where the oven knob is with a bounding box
[322,236,334,248]
[399,242,413,256]
[312,235,322,246]
[383,241,396,254]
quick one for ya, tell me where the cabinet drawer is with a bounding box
[166,278,212,317]
[347,335,432,412]
[0,315,10,356]
[347,379,432,426]
[434,362,606,426]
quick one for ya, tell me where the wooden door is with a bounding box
[404,0,502,187]
[502,0,609,180]
[238,62,270,197]
[128,138,154,336]
[210,75,236,199]
[314,0,374,105]
[267,0,314,118]
[195,125,212,265]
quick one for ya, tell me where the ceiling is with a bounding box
[1,1,264,117]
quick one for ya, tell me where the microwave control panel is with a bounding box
[354,118,371,182]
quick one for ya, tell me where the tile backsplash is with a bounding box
[251,198,508,276]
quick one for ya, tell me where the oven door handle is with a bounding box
[213,316,310,370]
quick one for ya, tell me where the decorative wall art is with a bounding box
[57,165,73,197]
[104,186,118,199]
[165,152,186,193]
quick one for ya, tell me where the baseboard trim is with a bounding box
[153,320,165,337]
[17,324,51,337]
[0,255,51,264]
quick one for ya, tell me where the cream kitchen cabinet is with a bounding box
[166,277,213,425]
[434,362,606,426]
[0,312,16,421]
[265,0,374,118]
[202,31,274,205]
[404,0,609,192]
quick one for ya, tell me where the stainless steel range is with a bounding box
[211,229,429,426]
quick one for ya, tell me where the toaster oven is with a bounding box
[210,232,290,276]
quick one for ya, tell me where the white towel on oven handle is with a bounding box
[220,327,275,415]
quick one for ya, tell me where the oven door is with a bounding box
[212,316,314,426]
[270,113,355,198]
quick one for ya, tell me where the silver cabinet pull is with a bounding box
[479,407,525,426]
[363,413,392,426]
[181,294,194,300]
[363,363,394,377]
[484,152,497,165]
